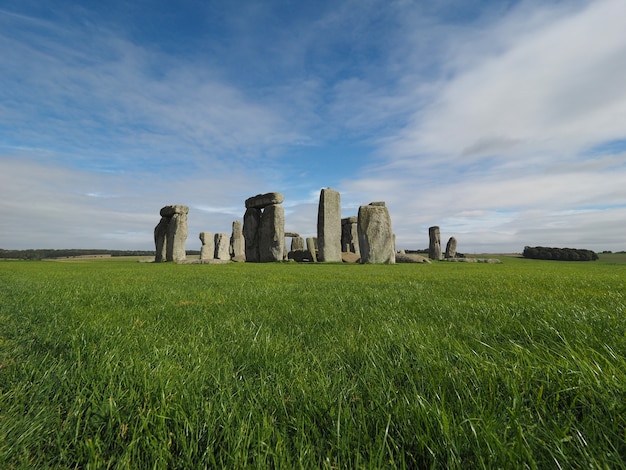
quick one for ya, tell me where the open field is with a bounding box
[1,257,625,468]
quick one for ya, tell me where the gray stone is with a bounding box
[341,216,360,255]
[285,232,300,238]
[230,220,245,260]
[445,236,457,259]
[154,205,189,262]
[395,253,431,264]
[357,203,395,264]
[428,226,442,260]
[317,188,342,262]
[245,192,285,209]
[243,207,261,262]
[259,204,285,262]
[291,236,305,251]
[199,231,214,261]
[214,233,230,260]
[306,237,317,262]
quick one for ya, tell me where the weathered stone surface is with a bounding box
[243,208,261,262]
[230,220,245,260]
[445,236,457,259]
[396,253,431,264]
[317,188,342,262]
[284,232,300,238]
[214,233,230,260]
[428,226,442,261]
[306,237,317,262]
[245,192,285,209]
[341,216,360,255]
[154,217,169,262]
[290,236,305,251]
[199,231,214,261]
[259,204,285,262]
[341,252,360,263]
[368,201,386,207]
[357,204,395,264]
[160,205,189,217]
[288,250,314,262]
[154,205,189,262]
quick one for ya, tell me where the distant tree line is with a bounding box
[523,246,598,261]
[0,249,204,260]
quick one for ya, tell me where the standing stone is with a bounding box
[154,205,188,262]
[341,216,360,255]
[445,236,457,259]
[357,202,395,264]
[429,226,442,260]
[199,232,214,261]
[154,217,169,262]
[259,204,285,262]
[291,236,305,251]
[306,237,318,262]
[243,208,261,262]
[317,188,342,262]
[214,233,230,260]
[230,220,245,261]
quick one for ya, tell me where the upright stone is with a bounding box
[317,188,342,262]
[341,216,360,255]
[243,208,261,262]
[154,217,169,262]
[230,220,245,261]
[214,233,230,260]
[429,226,442,260]
[154,205,188,262]
[199,232,214,261]
[291,236,305,251]
[445,236,457,259]
[357,202,395,264]
[306,237,317,262]
[259,204,285,262]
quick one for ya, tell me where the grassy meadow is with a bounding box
[1,255,625,468]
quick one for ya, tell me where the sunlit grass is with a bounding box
[1,258,625,468]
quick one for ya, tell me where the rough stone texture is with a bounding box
[154,205,189,262]
[285,232,300,238]
[214,233,230,260]
[357,203,395,264]
[290,236,305,251]
[230,220,245,260]
[428,226,442,261]
[245,192,285,209]
[446,257,501,264]
[395,253,431,264]
[154,217,169,262]
[341,216,360,255]
[259,204,285,262]
[243,208,261,262]
[317,188,342,262]
[199,231,214,261]
[306,237,317,262]
[445,236,457,259]
[341,252,360,263]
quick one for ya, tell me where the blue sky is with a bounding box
[1,0,625,252]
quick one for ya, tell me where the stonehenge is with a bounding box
[243,192,285,262]
[317,188,342,262]
[428,226,442,260]
[155,191,464,266]
[154,205,188,262]
[357,202,395,264]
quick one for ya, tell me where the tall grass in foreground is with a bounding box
[1,258,625,468]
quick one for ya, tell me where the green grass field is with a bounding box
[1,256,625,468]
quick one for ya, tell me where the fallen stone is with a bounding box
[341,252,360,263]
[395,253,431,264]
